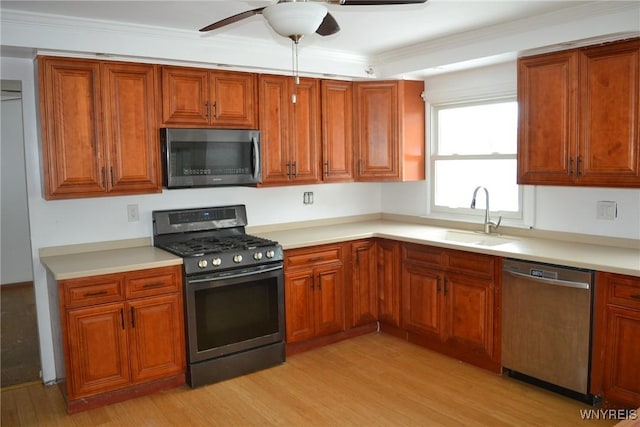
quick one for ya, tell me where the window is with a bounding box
[430,98,523,222]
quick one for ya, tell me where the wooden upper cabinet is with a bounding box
[578,39,640,186]
[518,37,640,187]
[259,74,321,185]
[39,57,161,199]
[161,66,257,128]
[321,80,354,182]
[354,80,425,182]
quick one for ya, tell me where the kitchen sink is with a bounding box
[441,230,517,246]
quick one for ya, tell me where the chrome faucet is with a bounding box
[470,186,502,234]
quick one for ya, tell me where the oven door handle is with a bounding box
[188,265,283,283]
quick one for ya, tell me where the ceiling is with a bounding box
[1,0,638,78]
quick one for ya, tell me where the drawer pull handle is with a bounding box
[630,294,640,299]
[84,290,108,297]
[309,257,324,262]
[131,307,136,328]
[142,282,164,289]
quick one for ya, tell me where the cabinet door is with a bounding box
[578,39,640,187]
[161,66,210,125]
[39,57,106,199]
[602,305,640,407]
[351,240,378,327]
[517,50,578,185]
[66,303,130,399]
[401,263,442,337]
[314,263,345,337]
[128,294,185,384]
[259,74,292,184]
[102,62,160,194]
[321,80,354,182]
[290,78,321,184]
[284,269,315,343]
[444,273,494,356]
[355,81,399,180]
[377,240,401,327]
[210,71,257,128]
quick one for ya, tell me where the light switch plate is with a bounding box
[596,201,617,220]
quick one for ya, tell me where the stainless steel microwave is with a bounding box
[160,128,261,188]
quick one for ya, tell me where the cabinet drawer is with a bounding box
[403,244,445,269]
[285,245,343,269]
[446,250,495,278]
[607,274,640,309]
[126,266,181,299]
[62,275,125,308]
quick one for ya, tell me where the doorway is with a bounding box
[1,79,40,387]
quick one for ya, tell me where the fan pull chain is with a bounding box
[291,37,301,104]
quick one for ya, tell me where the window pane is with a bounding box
[434,159,519,212]
[437,102,517,155]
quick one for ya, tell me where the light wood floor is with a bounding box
[1,333,621,426]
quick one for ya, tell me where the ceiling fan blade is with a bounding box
[316,12,340,36]
[199,7,266,32]
[338,0,427,4]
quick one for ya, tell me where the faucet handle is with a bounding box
[490,216,502,232]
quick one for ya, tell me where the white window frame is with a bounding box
[426,97,534,229]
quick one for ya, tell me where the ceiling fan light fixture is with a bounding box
[263,1,328,40]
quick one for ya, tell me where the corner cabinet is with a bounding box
[39,57,161,199]
[58,265,185,413]
[284,244,345,344]
[401,244,500,371]
[350,240,378,327]
[259,75,321,185]
[354,80,425,182]
[160,66,257,128]
[592,272,640,409]
[518,38,640,187]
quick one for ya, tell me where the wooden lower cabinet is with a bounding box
[591,272,640,408]
[350,240,378,327]
[59,265,185,413]
[284,244,345,344]
[401,244,500,371]
[377,239,401,328]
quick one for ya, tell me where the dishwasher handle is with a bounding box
[505,270,590,290]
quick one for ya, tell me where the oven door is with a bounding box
[185,263,284,363]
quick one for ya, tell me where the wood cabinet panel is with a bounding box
[315,264,345,337]
[402,263,441,337]
[518,38,640,187]
[290,78,321,183]
[39,57,105,197]
[128,294,185,384]
[259,74,291,184]
[102,62,160,193]
[66,303,130,398]
[59,266,185,409]
[161,66,257,128]
[578,39,640,186]
[351,240,378,327]
[321,80,354,182]
[39,57,161,199]
[284,270,316,343]
[354,80,425,182]
[377,240,401,327]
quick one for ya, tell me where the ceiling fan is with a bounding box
[199,0,429,42]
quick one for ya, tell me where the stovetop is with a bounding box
[152,205,283,275]
[157,234,278,257]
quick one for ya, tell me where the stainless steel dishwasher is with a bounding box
[501,258,596,404]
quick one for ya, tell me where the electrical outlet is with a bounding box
[596,200,617,220]
[127,204,139,222]
[303,192,314,205]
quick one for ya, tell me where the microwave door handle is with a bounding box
[252,136,260,180]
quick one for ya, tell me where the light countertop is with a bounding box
[251,219,640,277]
[40,218,640,280]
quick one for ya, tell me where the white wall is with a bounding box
[1,93,33,285]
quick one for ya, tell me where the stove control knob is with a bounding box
[253,252,263,260]
[198,259,208,269]
[233,254,243,263]
[266,250,275,259]
[211,257,222,266]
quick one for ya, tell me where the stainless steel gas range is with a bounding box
[152,205,285,388]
